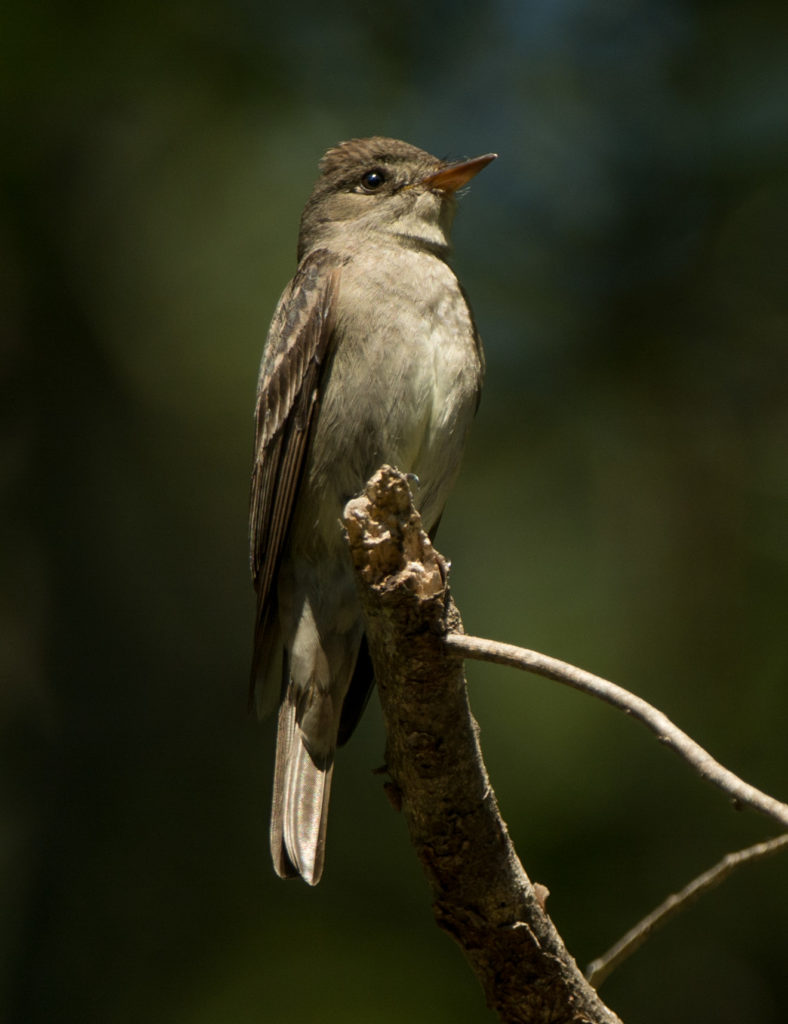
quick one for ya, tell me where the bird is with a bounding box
[249,136,496,884]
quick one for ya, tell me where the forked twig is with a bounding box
[444,633,788,829]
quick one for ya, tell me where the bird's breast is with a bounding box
[300,246,482,541]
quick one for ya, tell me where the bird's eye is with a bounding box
[359,168,387,193]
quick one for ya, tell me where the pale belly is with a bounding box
[280,245,482,684]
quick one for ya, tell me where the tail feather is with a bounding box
[270,693,333,885]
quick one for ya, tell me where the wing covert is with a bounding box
[249,250,341,683]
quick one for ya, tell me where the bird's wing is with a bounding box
[249,249,341,701]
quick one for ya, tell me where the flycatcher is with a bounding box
[250,137,496,884]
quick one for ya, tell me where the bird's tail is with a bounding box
[270,691,333,886]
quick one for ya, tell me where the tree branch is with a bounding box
[585,833,788,987]
[443,635,788,830]
[343,466,622,1024]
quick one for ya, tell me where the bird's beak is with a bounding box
[419,152,498,193]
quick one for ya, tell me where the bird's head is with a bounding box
[297,137,496,261]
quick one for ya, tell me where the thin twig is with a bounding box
[586,833,788,986]
[444,633,788,829]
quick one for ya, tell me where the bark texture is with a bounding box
[342,466,622,1024]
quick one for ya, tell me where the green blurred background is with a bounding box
[2,0,787,1021]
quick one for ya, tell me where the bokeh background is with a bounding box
[3,1,787,1021]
